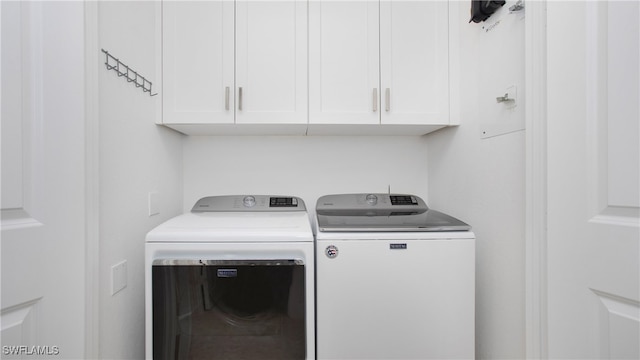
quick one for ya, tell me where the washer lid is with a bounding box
[316,193,471,232]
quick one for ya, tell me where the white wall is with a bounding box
[93,1,525,358]
[183,136,429,220]
[182,4,527,359]
[97,2,183,358]
[427,2,526,359]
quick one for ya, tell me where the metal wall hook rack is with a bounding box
[101,49,157,97]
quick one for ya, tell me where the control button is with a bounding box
[390,195,418,205]
[365,194,378,205]
[243,196,256,207]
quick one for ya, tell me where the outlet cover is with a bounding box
[111,260,127,296]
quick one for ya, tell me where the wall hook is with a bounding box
[101,49,158,97]
[496,93,514,103]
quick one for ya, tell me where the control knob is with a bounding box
[365,194,378,205]
[243,196,256,207]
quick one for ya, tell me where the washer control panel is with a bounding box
[315,193,472,232]
[316,193,428,216]
[389,195,419,206]
[269,196,299,207]
[192,195,306,212]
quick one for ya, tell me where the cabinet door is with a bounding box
[380,1,449,125]
[309,1,380,125]
[235,0,307,124]
[162,1,234,124]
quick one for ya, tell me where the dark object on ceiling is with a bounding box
[469,0,506,23]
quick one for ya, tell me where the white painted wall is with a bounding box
[183,136,429,220]
[427,2,526,359]
[97,2,183,358]
[93,1,525,358]
[182,4,527,359]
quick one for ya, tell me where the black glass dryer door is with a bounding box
[152,260,306,360]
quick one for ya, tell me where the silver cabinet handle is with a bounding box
[373,88,378,112]
[238,87,243,111]
[225,86,230,111]
[385,88,390,112]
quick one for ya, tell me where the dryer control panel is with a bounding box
[192,195,306,212]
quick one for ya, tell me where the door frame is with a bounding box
[524,0,548,359]
[81,0,553,358]
[84,2,100,358]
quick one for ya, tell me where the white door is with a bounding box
[546,1,640,358]
[235,0,307,124]
[1,2,86,358]
[309,0,380,125]
[162,1,234,124]
[380,1,449,125]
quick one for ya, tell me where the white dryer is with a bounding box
[145,195,315,360]
[315,193,475,360]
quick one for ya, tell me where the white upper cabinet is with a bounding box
[308,1,380,125]
[236,0,307,125]
[308,0,452,134]
[380,1,449,125]
[163,1,234,125]
[162,0,454,135]
[162,1,307,133]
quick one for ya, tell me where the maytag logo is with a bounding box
[217,269,238,278]
[390,243,407,250]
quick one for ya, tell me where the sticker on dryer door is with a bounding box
[217,269,238,278]
[325,245,339,259]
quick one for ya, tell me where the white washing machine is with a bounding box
[145,195,315,360]
[315,193,475,360]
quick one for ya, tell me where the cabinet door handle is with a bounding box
[373,88,378,112]
[385,88,390,112]
[238,87,243,111]
[225,86,230,111]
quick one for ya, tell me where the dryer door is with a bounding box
[152,260,306,359]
